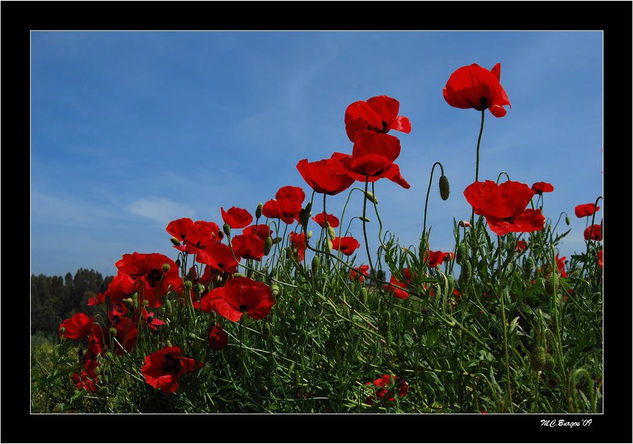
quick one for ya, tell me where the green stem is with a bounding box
[362,178,376,279]
[471,109,486,222]
[497,236,513,412]
[423,161,445,237]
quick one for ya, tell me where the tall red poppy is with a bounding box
[531,182,554,194]
[443,63,511,117]
[88,272,136,306]
[59,313,93,339]
[337,130,410,189]
[231,233,265,260]
[463,180,545,236]
[384,275,410,300]
[262,186,305,224]
[426,250,453,267]
[141,346,204,394]
[296,153,355,195]
[207,323,228,351]
[584,224,602,241]
[195,241,241,274]
[166,218,222,255]
[198,276,275,322]
[289,231,307,261]
[312,212,340,228]
[344,95,411,142]
[221,207,253,229]
[243,224,272,241]
[574,203,600,218]
[555,254,568,278]
[331,236,361,256]
[142,308,166,331]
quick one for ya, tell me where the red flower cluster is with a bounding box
[198,276,275,322]
[289,231,307,261]
[364,374,409,405]
[443,63,511,117]
[263,186,305,224]
[385,268,413,300]
[349,264,370,282]
[141,346,204,394]
[463,180,545,236]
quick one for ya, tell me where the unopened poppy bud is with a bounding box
[311,255,320,275]
[544,353,555,371]
[255,203,263,219]
[459,260,472,286]
[223,223,231,237]
[271,283,280,297]
[304,202,312,214]
[359,216,371,223]
[59,327,66,335]
[183,280,193,290]
[197,284,206,295]
[327,226,336,240]
[166,340,172,347]
[264,236,273,255]
[529,346,546,372]
[565,215,570,226]
[364,191,378,204]
[131,292,139,309]
[105,351,114,360]
[170,237,181,246]
[307,230,313,239]
[175,258,181,267]
[142,299,149,307]
[439,175,450,200]
[162,263,170,273]
[109,327,118,337]
[299,209,310,229]
[233,272,247,278]
[361,287,368,304]
[122,297,134,307]
[94,366,101,375]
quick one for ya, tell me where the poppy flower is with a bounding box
[263,186,305,224]
[584,224,602,241]
[312,212,340,228]
[142,308,166,331]
[364,374,408,405]
[198,276,275,322]
[166,218,222,255]
[195,241,240,274]
[598,249,603,269]
[349,264,370,282]
[384,275,410,300]
[289,231,307,261]
[207,323,228,351]
[516,240,528,252]
[110,317,138,354]
[296,152,355,195]
[231,233,265,260]
[344,95,411,142]
[221,207,253,229]
[115,252,182,308]
[574,203,600,218]
[242,224,272,241]
[426,250,453,267]
[340,130,410,187]
[531,182,554,194]
[88,272,136,306]
[59,313,93,339]
[108,303,128,324]
[443,63,511,117]
[71,370,99,393]
[555,254,568,278]
[332,236,361,256]
[141,346,204,394]
[463,180,545,236]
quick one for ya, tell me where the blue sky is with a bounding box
[31,31,603,277]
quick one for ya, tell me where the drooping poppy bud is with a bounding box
[359,216,371,223]
[255,203,263,219]
[364,191,378,204]
[327,226,336,240]
[439,175,450,200]
[162,263,171,273]
[223,223,231,237]
[264,236,273,255]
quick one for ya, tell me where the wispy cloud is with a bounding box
[31,191,125,226]
[127,197,195,225]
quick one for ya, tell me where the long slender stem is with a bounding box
[362,178,375,280]
[423,161,445,236]
[471,109,486,222]
[497,236,513,412]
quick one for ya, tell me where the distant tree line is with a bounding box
[31,269,113,339]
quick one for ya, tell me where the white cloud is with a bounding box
[127,197,195,225]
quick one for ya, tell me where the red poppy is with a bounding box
[59,313,94,339]
[463,180,545,236]
[142,308,166,331]
[516,240,528,252]
[71,370,99,393]
[195,241,240,274]
[108,302,128,324]
[344,95,411,142]
[242,224,272,241]
[443,63,511,117]
[262,186,305,224]
[166,218,222,255]
[385,275,409,300]
[115,252,182,308]
[531,182,554,194]
[312,212,340,228]
[296,152,355,195]
[198,277,275,322]
[221,207,253,229]
[556,254,568,278]
[332,236,361,256]
[289,231,307,261]
[574,203,600,218]
[364,374,408,405]
[584,224,602,241]
[207,323,228,351]
[338,130,410,189]
[141,346,204,393]
[426,250,453,267]
[231,233,265,260]
[597,249,603,269]
[349,264,370,282]
[88,272,136,306]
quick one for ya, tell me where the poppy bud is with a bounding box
[326,238,333,252]
[233,272,247,278]
[375,269,385,282]
[307,230,313,239]
[439,175,450,200]
[361,287,368,304]
[545,273,558,295]
[271,283,280,297]
[529,346,546,372]
[459,260,472,286]
[360,216,371,223]
[175,258,181,267]
[544,353,555,371]
[109,327,118,337]
[142,299,149,307]
[183,280,193,289]
[131,292,139,309]
[272,237,282,244]
[223,223,231,237]
[299,209,310,229]
[304,201,312,214]
[162,263,170,273]
[364,191,378,204]
[166,340,172,347]
[197,284,205,295]
[327,226,336,240]
[565,215,570,226]
[311,255,320,275]
[255,203,263,219]
[458,220,471,228]
[122,297,134,307]
[59,327,66,335]
[170,237,181,246]
[264,236,273,255]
